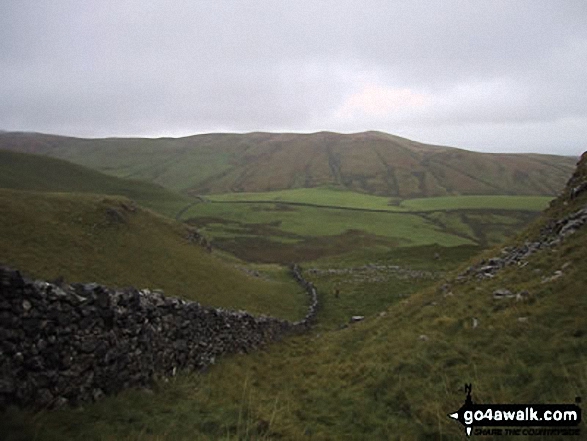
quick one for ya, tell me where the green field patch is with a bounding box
[305,269,439,331]
[425,211,477,241]
[304,244,482,330]
[213,230,399,263]
[183,200,544,262]
[184,202,474,247]
[185,207,481,264]
[187,214,305,244]
[400,195,553,211]
[206,189,553,214]
[208,187,403,211]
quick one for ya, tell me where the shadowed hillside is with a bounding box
[0,149,192,219]
[0,131,576,197]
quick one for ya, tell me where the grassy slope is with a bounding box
[207,188,552,212]
[0,189,307,320]
[0,131,576,197]
[0,149,192,219]
[4,159,585,440]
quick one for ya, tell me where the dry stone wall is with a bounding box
[0,264,318,410]
[458,152,587,282]
[457,203,587,281]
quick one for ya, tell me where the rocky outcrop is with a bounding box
[565,152,587,201]
[458,153,587,282]
[458,203,587,281]
[0,264,318,410]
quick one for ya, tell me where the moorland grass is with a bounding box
[0,188,307,320]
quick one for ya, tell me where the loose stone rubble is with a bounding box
[0,264,318,409]
[307,264,440,282]
[458,152,587,282]
[458,204,587,281]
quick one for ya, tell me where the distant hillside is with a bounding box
[0,131,576,198]
[0,189,306,320]
[0,149,192,218]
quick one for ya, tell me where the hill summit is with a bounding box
[0,131,576,198]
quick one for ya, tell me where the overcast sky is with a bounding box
[1,1,586,155]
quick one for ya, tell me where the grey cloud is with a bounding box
[0,0,586,154]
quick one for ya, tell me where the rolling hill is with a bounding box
[0,131,576,197]
[0,149,193,219]
[0,188,307,320]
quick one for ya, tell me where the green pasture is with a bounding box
[208,187,402,211]
[183,202,475,247]
[182,189,548,263]
[400,195,553,211]
[304,244,482,332]
[207,188,553,212]
[181,198,540,263]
